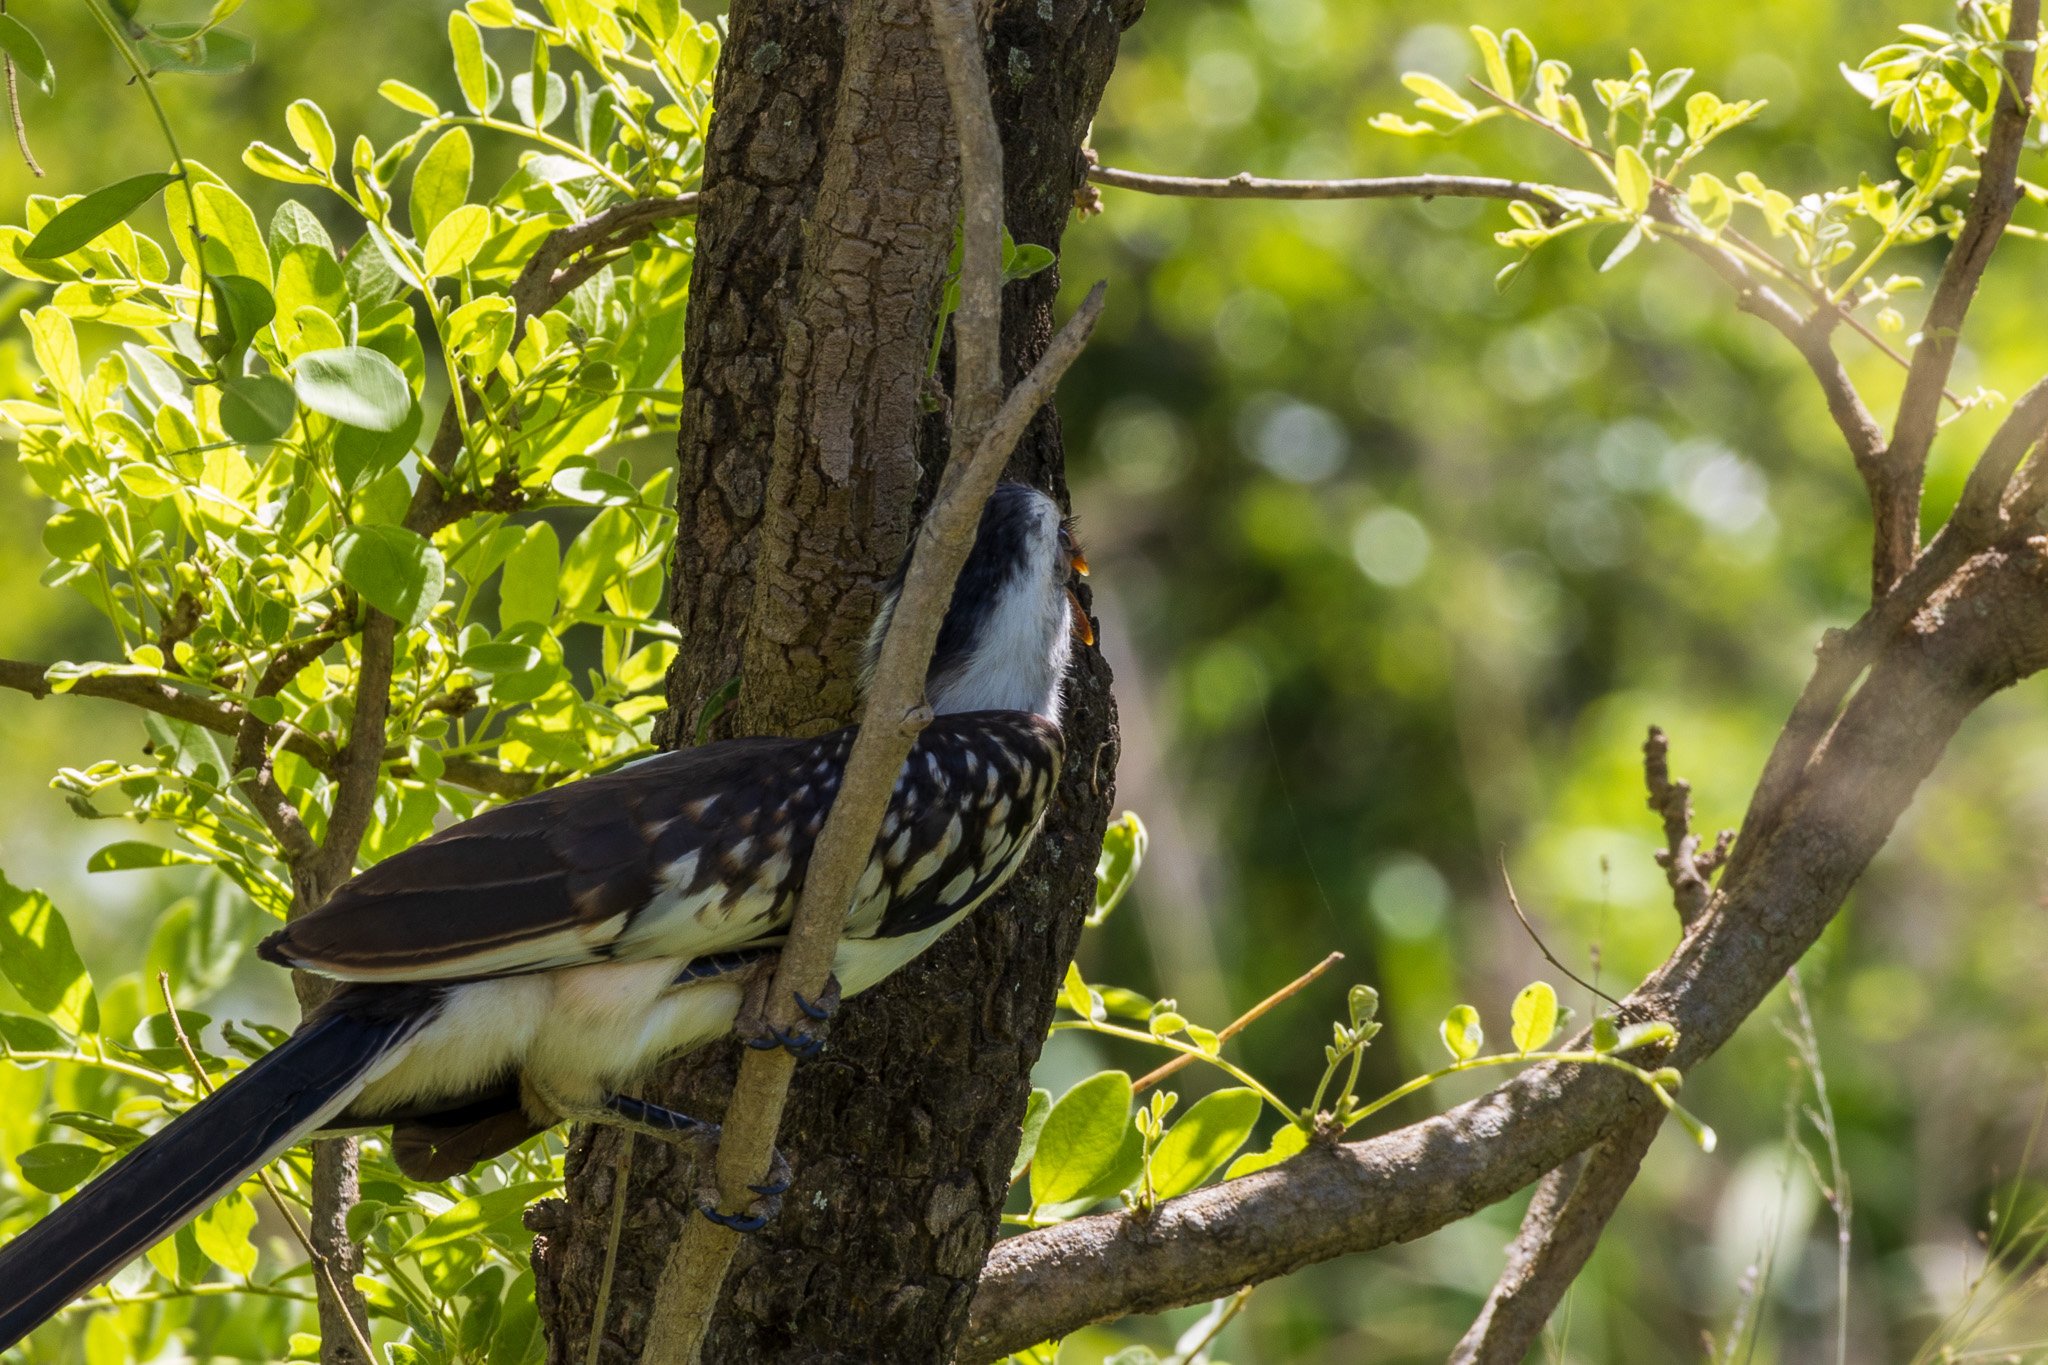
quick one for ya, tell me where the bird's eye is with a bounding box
[1059,520,1089,578]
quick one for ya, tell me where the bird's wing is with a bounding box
[259,732,846,982]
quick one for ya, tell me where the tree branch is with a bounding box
[0,656,533,799]
[1883,0,2041,586]
[961,538,2048,1361]
[1086,161,1562,212]
[1642,727,1729,928]
[1449,1111,1663,1364]
[508,193,699,326]
[635,0,1103,1353]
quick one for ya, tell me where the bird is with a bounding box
[0,480,1093,1349]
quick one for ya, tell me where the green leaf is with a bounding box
[1224,1121,1310,1180]
[1030,1070,1133,1208]
[410,129,474,239]
[193,180,272,283]
[0,1011,65,1051]
[0,878,96,1034]
[1592,1014,1621,1052]
[1471,26,1512,97]
[449,12,492,115]
[23,173,178,260]
[1091,811,1147,925]
[1612,1020,1677,1054]
[243,141,326,187]
[137,23,253,75]
[220,375,298,443]
[87,841,206,873]
[0,17,54,96]
[1510,981,1558,1054]
[333,399,421,492]
[424,203,491,278]
[1614,144,1652,215]
[558,506,635,612]
[404,1181,550,1251]
[499,523,560,625]
[284,99,336,174]
[1596,221,1645,273]
[336,524,445,628]
[205,273,276,360]
[294,346,412,431]
[193,1189,259,1276]
[17,1141,104,1193]
[1147,1087,1262,1198]
[1010,1088,1053,1182]
[1686,172,1732,233]
[1440,1004,1483,1062]
[379,79,441,117]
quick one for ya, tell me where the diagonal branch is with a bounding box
[960,539,2048,1361]
[1449,1110,1663,1364]
[634,0,1105,1353]
[1882,0,2041,586]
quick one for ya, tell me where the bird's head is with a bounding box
[862,482,1091,723]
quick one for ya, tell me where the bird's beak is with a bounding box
[1069,548,1090,578]
[1067,587,1094,647]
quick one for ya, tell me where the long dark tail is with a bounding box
[0,1005,423,1350]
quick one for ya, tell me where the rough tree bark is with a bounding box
[529,0,1139,1359]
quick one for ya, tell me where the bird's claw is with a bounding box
[736,972,841,1059]
[794,976,841,1022]
[695,1202,770,1234]
[693,1149,794,1234]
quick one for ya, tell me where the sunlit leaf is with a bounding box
[23,173,178,260]
[335,524,445,628]
[1147,1088,1263,1198]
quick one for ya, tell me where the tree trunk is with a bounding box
[529,0,1139,1359]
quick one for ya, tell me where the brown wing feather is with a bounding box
[257,737,817,982]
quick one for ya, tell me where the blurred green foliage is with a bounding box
[0,0,708,1359]
[1046,0,2048,1360]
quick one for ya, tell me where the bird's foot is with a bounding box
[737,970,842,1060]
[693,1145,795,1234]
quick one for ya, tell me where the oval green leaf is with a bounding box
[1029,1070,1133,1208]
[219,375,296,444]
[335,523,445,628]
[1440,1003,1483,1062]
[17,1141,104,1194]
[0,17,54,96]
[294,346,412,432]
[1510,981,1559,1054]
[24,172,179,260]
[1148,1087,1263,1198]
[424,203,490,278]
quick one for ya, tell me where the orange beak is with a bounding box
[1067,587,1094,647]
[1069,549,1090,578]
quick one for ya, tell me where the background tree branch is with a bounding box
[962,536,2048,1359]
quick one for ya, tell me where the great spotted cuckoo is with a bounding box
[0,481,1092,1348]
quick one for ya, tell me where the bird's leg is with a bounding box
[594,1095,794,1231]
[735,965,843,1060]
[528,1081,792,1233]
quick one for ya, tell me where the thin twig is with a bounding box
[155,974,378,1365]
[1131,952,1343,1095]
[635,1,1105,1354]
[584,1136,634,1365]
[1,0,40,176]
[0,655,535,798]
[1087,161,1562,214]
[1498,852,1622,1011]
